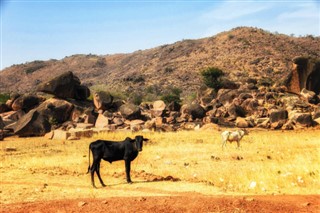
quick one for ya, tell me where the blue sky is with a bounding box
[1,0,319,70]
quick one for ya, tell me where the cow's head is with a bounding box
[132,135,149,152]
[240,128,249,136]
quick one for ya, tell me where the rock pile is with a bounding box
[0,72,319,139]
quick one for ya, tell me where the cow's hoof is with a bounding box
[102,184,106,187]
[127,181,133,184]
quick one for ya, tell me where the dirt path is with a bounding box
[1,194,319,213]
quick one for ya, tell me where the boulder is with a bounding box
[300,88,319,104]
[5,93,20,109]
[281,120,294,130]
[270,120,286,130]
[235,117,249,128]
[217,89,241,105]
[93,91,113,111]
[0,116,4,140]
[119,103,141,120]
[181,103,206,120]
[0,103,10,113]
[95,114,109,128]
[113,117,125,126]
[269,109,288,123]
[37,98,74,124]
[52,129,70,140]
[314,117,320,125]
[239,93,253,100]
[227,104,246,118]
[155,117,163,128]
[153,100,166,111]
[144,119,156,130]
[13,109,51,137]
[0,110,25,130]
[36,71,90,100]
[76,123,94,129]
[68,128,94,138]
[256,118,270,129]
[241,98,259,115]
[151,100,166,117]
[197,86,216,106]
[292,113,313,127]
[128,119,144,132]
[11,94,44,112]
[83,110,97,124]
[75,85,91,101]
[0,116,4,130]
[313,107,320,119]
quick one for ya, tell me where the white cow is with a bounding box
[221,129,248,150]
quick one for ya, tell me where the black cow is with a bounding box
[87,135,148,188]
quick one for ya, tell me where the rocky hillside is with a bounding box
[0,27,319,97]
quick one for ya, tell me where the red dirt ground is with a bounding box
[1,194,319,213]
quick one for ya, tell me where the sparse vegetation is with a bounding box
[24,60,46,74]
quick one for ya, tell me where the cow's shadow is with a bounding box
[97,178,181,188]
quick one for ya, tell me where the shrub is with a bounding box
[129,92,143,105]
[0,93,10,104]
[24,61,46,74]
[161,86,182,104]
[200,67,224,91]
[258,77,274,87]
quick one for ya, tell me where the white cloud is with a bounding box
[277,3,319,20]
[198,1,320,37]
[200,1,272,21]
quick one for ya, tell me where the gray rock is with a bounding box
[119,103,141,120]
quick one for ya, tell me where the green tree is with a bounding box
[200,67,224,91]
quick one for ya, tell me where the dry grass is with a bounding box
[0,129,319,204]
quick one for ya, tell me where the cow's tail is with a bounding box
[87,145,91,174]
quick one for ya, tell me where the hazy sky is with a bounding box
[1,0,319,70]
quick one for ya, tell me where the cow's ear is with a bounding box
[126,137,134,142]
[130,139,136,143]
[143,138,149,142]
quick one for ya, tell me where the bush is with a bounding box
[161,86,182,104]
[200,67,224,91]
[0,93,10,104]
[129,92,143,105]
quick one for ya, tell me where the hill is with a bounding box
[0,27,319,98]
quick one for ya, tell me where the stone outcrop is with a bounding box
[12,109,51,137]
[1,69,320,139]
[36,71,90,100]
[287,57,320,95]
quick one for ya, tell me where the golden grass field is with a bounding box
[0,128,319,205]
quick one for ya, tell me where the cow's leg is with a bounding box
[90,160,98,188]
[236,140,240,149]
[222,140,226,150]
[96,160,106,187]
[91,156,103,188]
[125,160,132,183]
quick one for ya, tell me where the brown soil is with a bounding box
[1,194,319,213]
